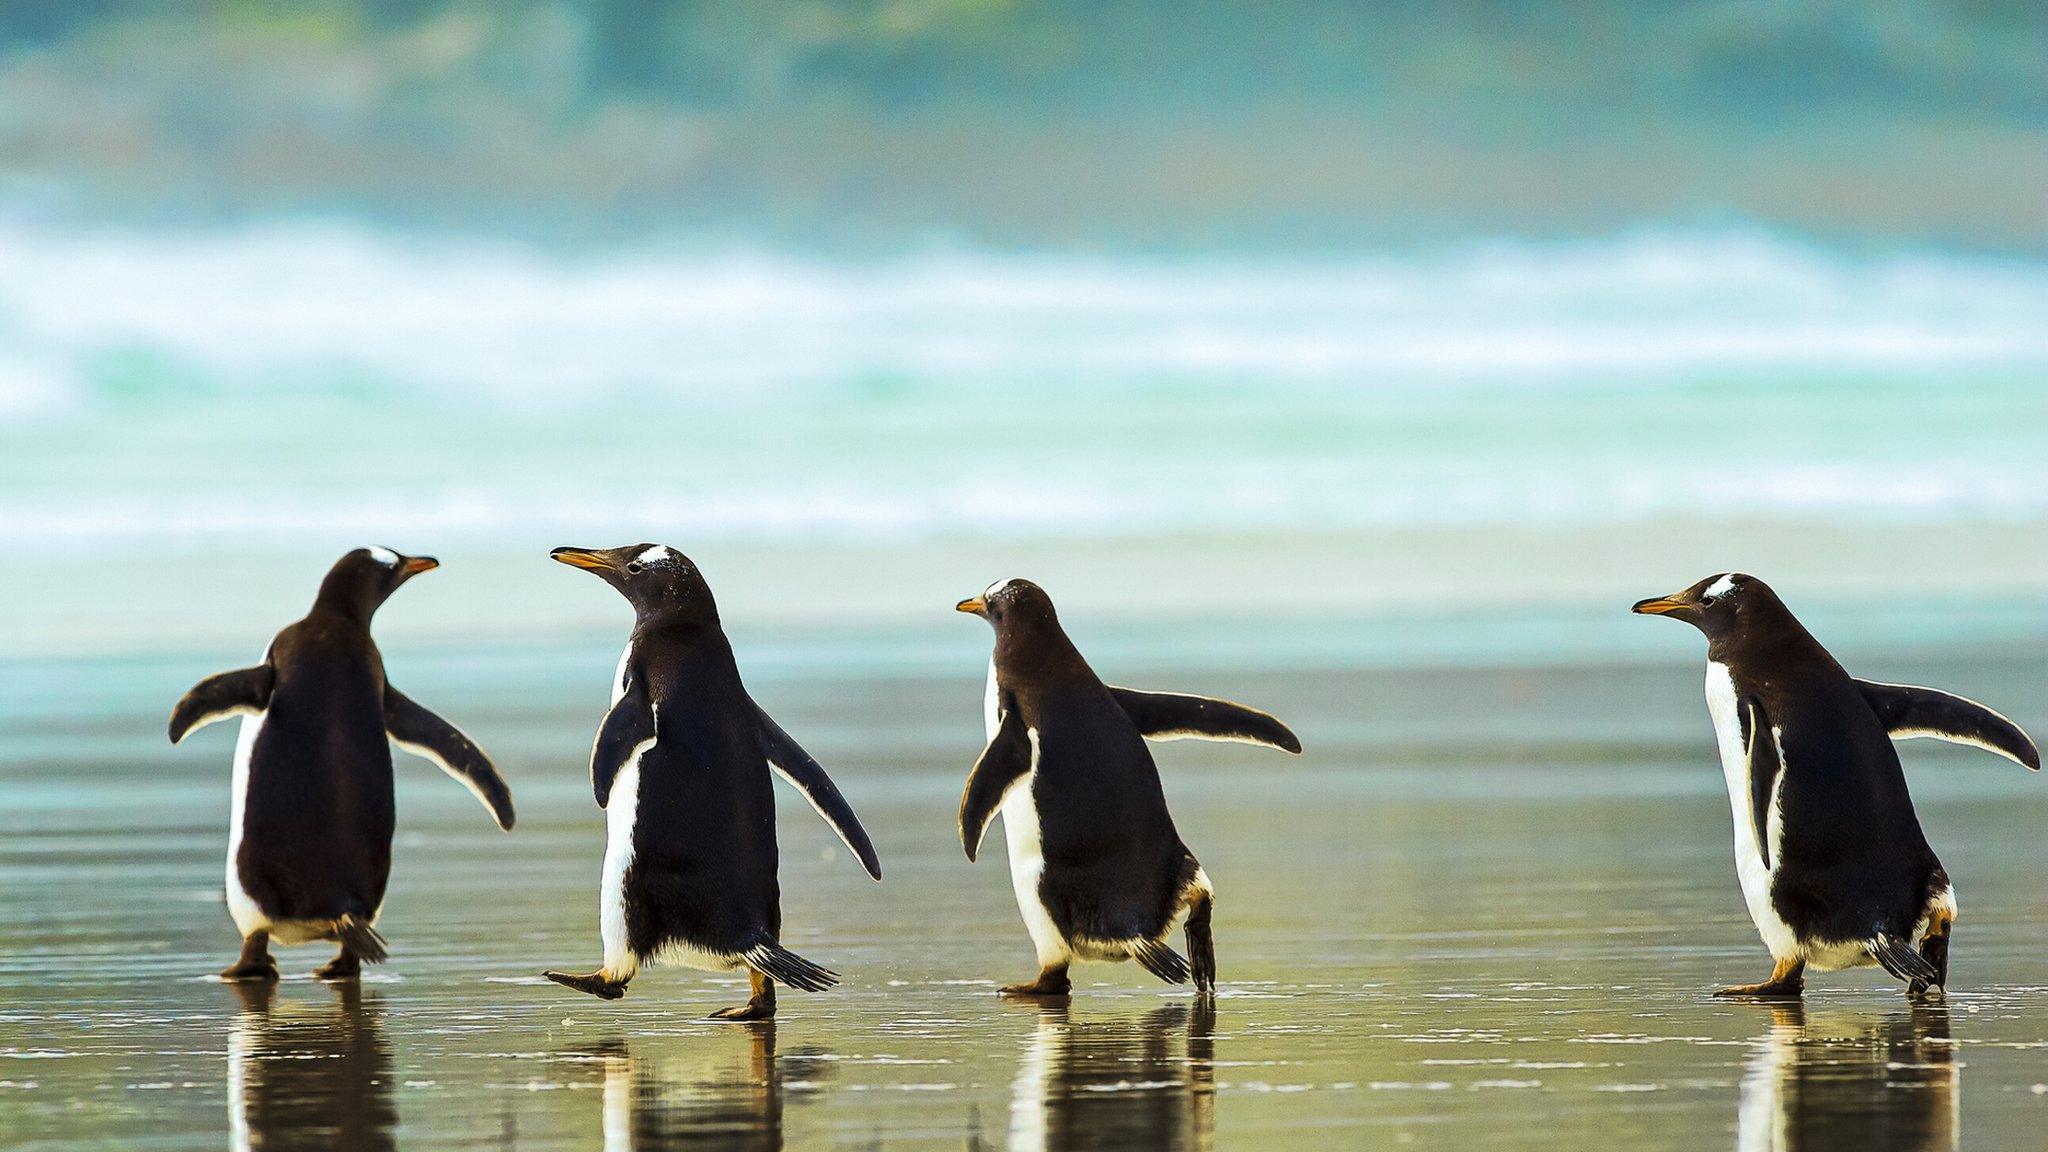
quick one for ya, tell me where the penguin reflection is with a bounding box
[227,982,395,1152]
[594,1023,827,1151]
[1007,1002,1215,1152]
[1737,1003,1958,1152]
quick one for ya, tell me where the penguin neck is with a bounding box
[1707,604,1835,672]
[309,575,385,627]
[633,607,721,640]
[996,620,1093,681]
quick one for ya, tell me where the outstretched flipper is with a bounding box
[1869,930,1939,986]
[1742,696,1784,869]
[589,666,656,808]
[385,687,516,830]
[168,664,274,743]
[1856,679,2039,770]
[960,706,1034,862]
[752,697,883,881]
[1107,687,1302,754]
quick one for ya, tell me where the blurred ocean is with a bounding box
[4,219,2045,535]
[1,217,2043,656]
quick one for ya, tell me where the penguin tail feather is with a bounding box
[335,915,389,965]
[1132,939,1191,985]
[743,941,838,992]
[1867,931,1935,985]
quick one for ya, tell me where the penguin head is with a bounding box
[314,546,438,621]
[956,578,1059,635]
[1632,572,1787,642]
[551,543,718,624]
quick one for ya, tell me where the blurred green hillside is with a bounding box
[1,1,2043,249]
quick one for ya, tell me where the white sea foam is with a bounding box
[1,218,2044,544]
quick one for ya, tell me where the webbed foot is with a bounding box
[544,969,628,1000]
[999,963,1072,998]
[220,931,279,983]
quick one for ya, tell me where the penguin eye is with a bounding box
[625,562,644,575]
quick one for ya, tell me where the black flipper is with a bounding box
[384,687,516,830]
[1107,687,1302,754]
[752,697,883,881]
[1743,696,1783,870]
[1869,931,1938,985]
[168,664,274,743]
[590,667,656,809]
[1856,679,2039,770]
[742,940,839,992]
[1132,939,1191,985]
[960,706,1034,862]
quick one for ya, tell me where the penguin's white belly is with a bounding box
[1705,663,1800,961]
[225,712,269,937]
[601,643,673,974]
[599,756,642,974]
[599,754,739,974]
[1001,772,1071,966]
[598,728,739,975]
[223,710,378,945]
[986,660,1070,966]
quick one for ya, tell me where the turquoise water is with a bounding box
[2,223,2044,549]
[2,220,2043,662]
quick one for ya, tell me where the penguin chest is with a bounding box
[1000,768,1046,885]
[600,746,732,970]
[224,711,270,935]
[1704,662,1798,959]
[599,733,735,968]
[600,753,644,961]
[999,748,1070,964]
[986,660,1069,963]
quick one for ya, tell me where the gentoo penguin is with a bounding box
[1634,572,2038,998]
[956,578,1301,997]
[169,547,516,982]
[541,544,882,1021]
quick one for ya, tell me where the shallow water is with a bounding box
[4,647,2047,1149]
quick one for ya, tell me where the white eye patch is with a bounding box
[984,578,1018,600]
[635,545,674,567]
[367,546,400,567]
[1704,573,1738,599]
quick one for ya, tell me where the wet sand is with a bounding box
[3,642,2046,1149]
